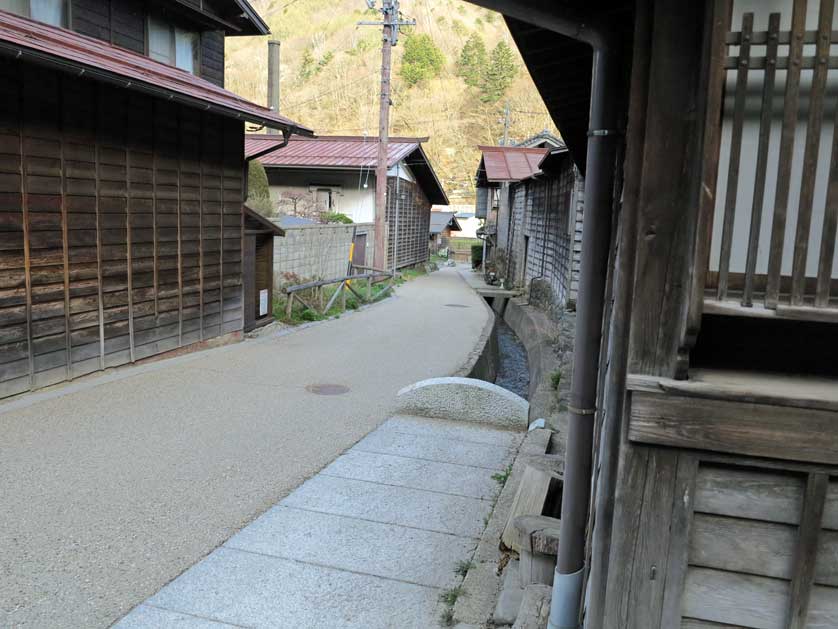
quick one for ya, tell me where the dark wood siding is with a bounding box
[71,0,111,41]
[0,58,244,398]
[201,30,225,88]
[111,0,145,54]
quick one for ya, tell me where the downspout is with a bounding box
[466,2,620,627]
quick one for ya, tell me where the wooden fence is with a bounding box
[283,268,393,319]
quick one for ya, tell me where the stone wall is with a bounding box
[273,222,374,289]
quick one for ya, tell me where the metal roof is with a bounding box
[245,135,426,168]
[477,145,550,183]
[429,211,461,234]
[246,135,449,205]
[0,10,312,134]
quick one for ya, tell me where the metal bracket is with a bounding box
[568,405,597,416]
[587,129,623,137]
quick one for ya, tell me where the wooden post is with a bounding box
[366,275,372,301]
[341,282,346,311]
[285,292,293,319]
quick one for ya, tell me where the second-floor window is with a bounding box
[148,16,199,75]
[0,0,66,27]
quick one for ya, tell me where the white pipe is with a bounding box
[547,567,584,629]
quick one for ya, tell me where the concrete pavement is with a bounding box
[0,268,490,629]
[115,415,523,629]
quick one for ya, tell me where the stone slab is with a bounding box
[281,475,493,538]
[382,414,523,448]
[134,547,442,629]
[512,585,552,629]
[354,428,514,471]
[225,505,475,589]
[323,449,500,500]
[494,560,525,626]
[452,559,501,626]
[115,605,243,628]
[395,377,529,430]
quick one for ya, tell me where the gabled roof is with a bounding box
[0,10,311,134]
[243,205,285,235]
[515,130,565,150]
[246,135,449,205]
[246,135,426,168]
[476,145,550,184]
[429,211,462,234]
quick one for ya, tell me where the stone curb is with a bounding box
[451,427,552,627]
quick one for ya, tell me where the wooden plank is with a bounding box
[814,87,838,306]
[682,567,789,629]
[814,530,838,587]
[500,465,562,552]
[791,0,834,306]
[786,474,828,629]
[629,390,838,465]
[660,454,699,629]
[177,107,183,347]
[684,0,732,370]
[824,482,838,530]
[766,0,807,308]
[742,13,780,307]
[689,512,797,579]
[716,12,753,301]
[807,585,838,628]
[19,96,33,390]
[694,465,805,525]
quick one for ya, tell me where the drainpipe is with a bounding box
[467,2,620,627]
[267,40,281,134]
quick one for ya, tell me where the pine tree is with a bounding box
[398,33,445,87]
[457,33,487,88]
[480,41,518,103]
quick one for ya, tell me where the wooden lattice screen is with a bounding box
[704,0,838,321]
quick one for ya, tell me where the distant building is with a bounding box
[245,135,448,269]
[429,211,462,254]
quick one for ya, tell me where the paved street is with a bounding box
[115,415,523,629]
[0,268,490,629]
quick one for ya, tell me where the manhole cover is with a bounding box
[444,303,470,308]
[306,383,350,395]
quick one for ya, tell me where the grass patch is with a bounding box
[439,607,455,627]
[454,560,474,578]
[491,465,512,486]
[550,370,562,391]
[439,586,466,607]
[447,237,482,251]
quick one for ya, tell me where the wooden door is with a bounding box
[352,233,367,268]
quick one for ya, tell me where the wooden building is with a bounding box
[429,210,462,254]
[472,0,838,628]
[242,206,284,332]
[476,145,584,308]
[244,135,449,269]
[0,3,310,398]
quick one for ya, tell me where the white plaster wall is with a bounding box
[266,167,377,223]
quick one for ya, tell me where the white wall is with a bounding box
[266,167,377,223]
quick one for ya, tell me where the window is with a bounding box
[148,16,200,75]
[0,0,66,27]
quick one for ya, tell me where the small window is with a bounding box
[147,16,200,75]
[1,0,67,27]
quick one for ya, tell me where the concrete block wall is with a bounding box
[273,222,374,290]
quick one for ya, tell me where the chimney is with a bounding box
[267,40,281,134]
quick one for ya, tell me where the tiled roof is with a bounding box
[477,145,550,182]
[0,10,311,134]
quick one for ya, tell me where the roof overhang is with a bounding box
[404,146,448,206]
[166,0,270,36]
[0,11,311,135]
[243,205,285,236]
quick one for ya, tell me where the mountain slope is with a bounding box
[225,0,557,202]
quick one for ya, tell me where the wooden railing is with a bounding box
[704,1,838,322]
[283,270,393,319]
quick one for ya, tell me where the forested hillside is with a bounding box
[226,0,557,203]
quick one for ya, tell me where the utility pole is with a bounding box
[501,100,511,146]
[359,1,414,271]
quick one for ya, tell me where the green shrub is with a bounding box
[471,244,483,268]
[246,160,273,216]
[550,370,562,391]
[322,211,352,224]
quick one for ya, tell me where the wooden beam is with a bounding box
[18,87,34,390]
[716,12,752,301]
[629,390,838,464]
[786,473,828,629]
[766,0,806,308]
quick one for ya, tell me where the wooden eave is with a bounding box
[243,205,284,236]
